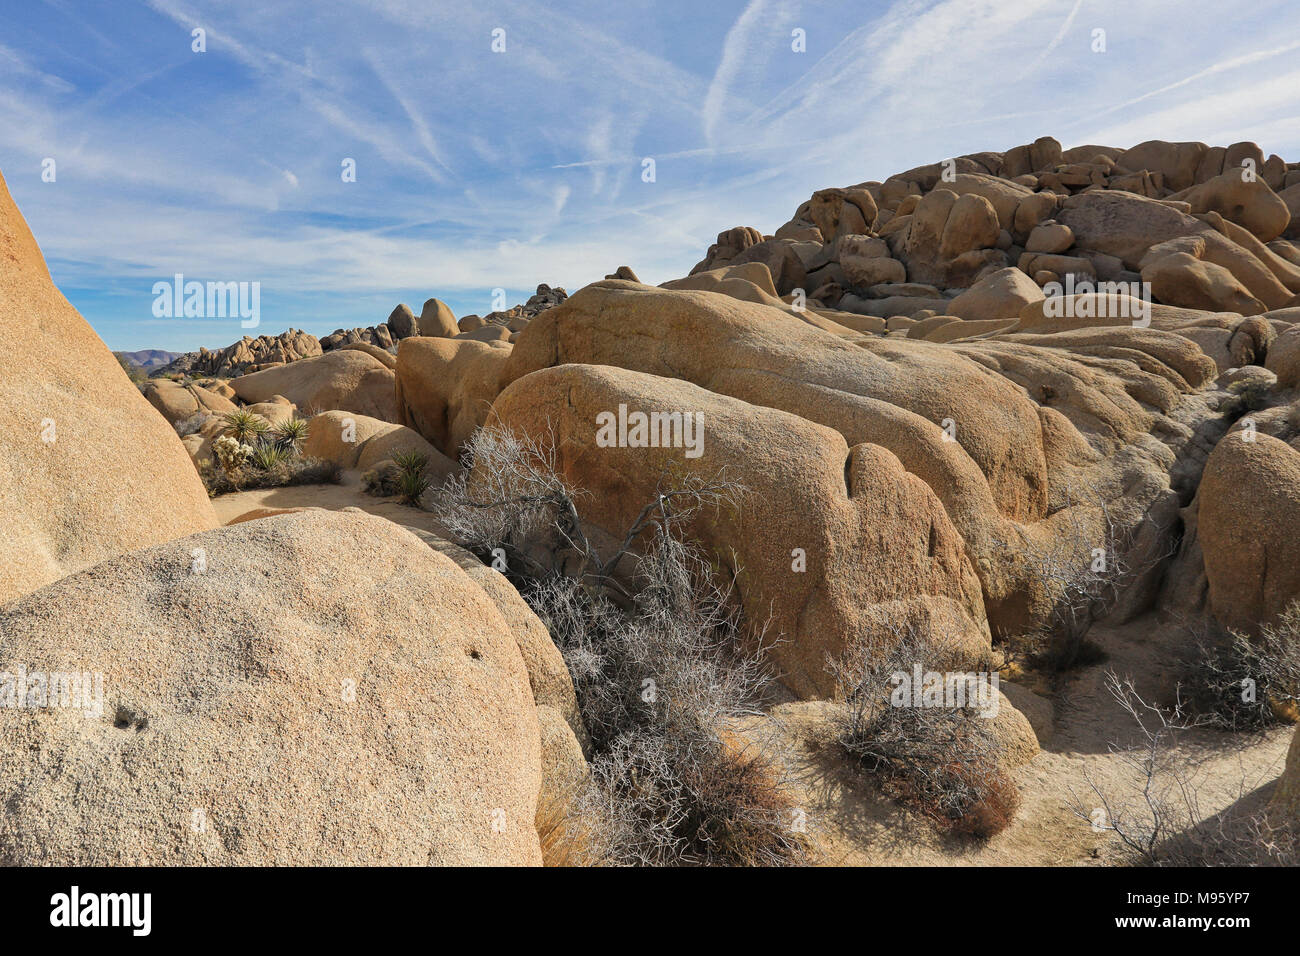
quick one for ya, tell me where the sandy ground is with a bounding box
[213,477,1293,866]
[741,616,1292,866]
[211,470,429,531]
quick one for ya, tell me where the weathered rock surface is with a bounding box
[162,329,322,378]
[1199,432,1300,634]
[231,349,398,421]
[0,169,217,606]
[396,337,512,459]
[0,510,542,865]
[489,363,991,698]
[302,409,457,477]
[497,281,1214,636]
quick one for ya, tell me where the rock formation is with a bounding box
[0,511,543,865]
[0,169,217,607]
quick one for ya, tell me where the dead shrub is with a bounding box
[1067,671,1297,866]
[436,424,808,866]
[829,620,1019,839]
[1180,603,1300,730]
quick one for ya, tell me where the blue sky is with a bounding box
[3,0,1300,352]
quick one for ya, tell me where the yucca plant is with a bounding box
[271,416,310,452]
[221,409,271,444]
[249,442,290,471]
[392,449,432,506]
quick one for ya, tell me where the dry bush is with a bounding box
[439,424,737,594]
[829,621,1019,839]
[1180,604,1300,730]
[525,534,806,866]
[1067,671,1297,866]
[571,726,807,867]
[1000,491,1165,674]
[173,412,209,437]
[436,424,807,866]
[199,456,340,496]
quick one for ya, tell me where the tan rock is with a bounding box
[489,363,991,699]
[144,380,208,425]
[943,173,1036,233]
[301,409,455,479]
[1271,726,1300,824]
[0,167,217,606]
[458,324,513,344]
[1000,682,1054,747]
[807,187,877,242]
[1142,246,1266,315]
[231,350,398,421]
[1114,140,1209,192]
[242,401,297,426]
[1177,171,1291,242]
[1199,432,1300,633]
[839,234,907,288]
[1056,189,1202,270]
[894,188,1004,286]
[689,225,763,274]
[413,530,584,741]
[1266,325,1300,387]
[990,690,1040,768]
[947,267,1044,322]
[419,298,459,337]
[1025,221,1074,254]
[302,410,392,467]
[0,510,542,865]
[505,281,1213,638]
[386,303,417,339]
[395,336,513,458]
[1002,136,1063,178]
[339,341,397,369]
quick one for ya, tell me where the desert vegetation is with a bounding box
[437,425,807,865]
[197,410,339,495]
[6,127,1300,870]
[1068,672,1298,866]
[829,621,1020,839]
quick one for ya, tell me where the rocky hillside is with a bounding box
[3,137,1300,866]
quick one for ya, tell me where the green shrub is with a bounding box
[271,416,310,452]
[392,449,432,506]
[221,409,271,444]
[249,443,291,471]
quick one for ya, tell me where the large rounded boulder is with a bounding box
[0,168,217,606]
[1199,432,1300,633]
[231,349,398,421]
[0,510,542,865]
[488,363,991,698]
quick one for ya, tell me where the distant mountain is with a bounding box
[115,349,184,372]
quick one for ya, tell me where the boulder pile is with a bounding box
[6,134,1300,863]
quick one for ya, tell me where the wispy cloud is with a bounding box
[2,0,1298,350]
